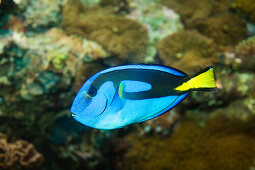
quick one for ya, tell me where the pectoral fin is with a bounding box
[108,83,124,113]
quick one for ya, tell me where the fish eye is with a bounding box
[88,87,97,97]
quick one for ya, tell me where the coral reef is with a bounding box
[126,0,183,62]
[17,0,66,28]
[0,28,108,74]
[123,113,255,170]
[162,0,232,28]
[141,108,181,135]
[162,0,246,47]
[232,0,255,24]
[234,36,255,71]
[0,16,108,169]
[162,0,212,28]
[81,0,101,7]
[62,0,149,63]
[99,0,129,13]
[0,133,43,169]
[157,30,218,73]
[0,0,254,169]
[194,13,247,46]
[185,72,255,110]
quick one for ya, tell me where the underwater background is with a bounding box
[0,0,255,169]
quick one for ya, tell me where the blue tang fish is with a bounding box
[71,65,216,129]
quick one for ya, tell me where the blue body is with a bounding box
[71,65,189,129]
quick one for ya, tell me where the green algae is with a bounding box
[51,53,68,69]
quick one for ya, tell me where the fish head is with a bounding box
[70,75,109,127]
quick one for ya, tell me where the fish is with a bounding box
[71,65,216,129]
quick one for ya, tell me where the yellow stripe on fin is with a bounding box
[175,66,216,91]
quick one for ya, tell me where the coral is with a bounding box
[212,0,233,14]
[17,0,66,28]
[62,0,149,63]
[161,0,245,46]
[162,0,232,28]
[0,133,43,169]
[234,36,255,71]
[80,0,101,7]
[184,71,255,111]
[123,113,255,170]
[126,0,183,62]
[194,13,247,46]
[162,0,212,28]
[0,28,108,101]
[0,0,253,169]
[99,0,129,13]
[141,108,181,135]
[4,16,26,33]
[157,30,218,73]
[2,28,108,72]
[20,71,60,100]
[232,0,255,24]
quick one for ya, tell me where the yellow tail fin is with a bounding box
[175,66,216,91]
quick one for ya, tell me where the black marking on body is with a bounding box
[91,69,188,100]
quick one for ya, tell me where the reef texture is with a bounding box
[141,108,182,135]
[162,0,246,47]
[157,30,218,73]
[16,0,66,28]
[123,113,255,170]
[0,13,108,169]
[194,13,247,46]
[232,0,255,24]
[162,0,232,28]
[62,0,149,64]
[0,133,43,169]
[0,0,254,169]
[126,0,183,62]
[162,0,212,28]
[234,36,255,71]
